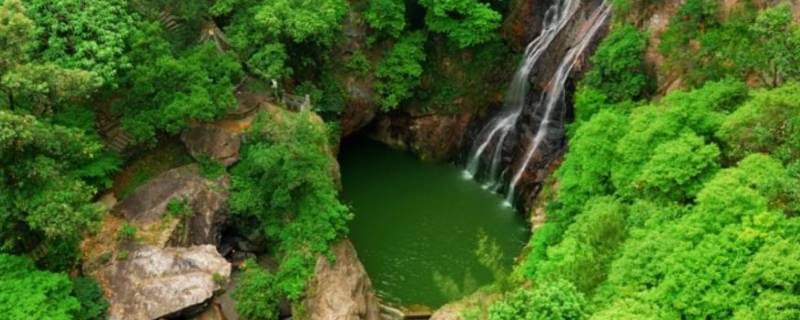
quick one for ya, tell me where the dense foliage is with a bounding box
[230,111,351,302]
[375,31,428,111]
[660,0,800,87]
[419,0,502,48]
[584,24,649,102]
[493,2,800,317]
[117,27,243,143]
[0,254,106,320]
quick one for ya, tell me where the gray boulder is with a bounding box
[97,245,231,320]
[304,240,381,320]
[181,124,241,167]
[113,164,229,247]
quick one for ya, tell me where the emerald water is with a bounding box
[339,139,529,308]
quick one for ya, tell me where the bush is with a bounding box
[229,111,351,300]
[488,280,588,320]
[119,42,243,144]
[364,0,406,38]
[375,32,427,111]
[0,254,81,319]
[717,83,800,164]
[234,261,280,320]
[584,24,649,102]
[71,277,109,320]
[418,0,502,48]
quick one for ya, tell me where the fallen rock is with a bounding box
[304,239,381,320]
[112,164,229,247]
[97,245,231,320]
[181,124,242,167]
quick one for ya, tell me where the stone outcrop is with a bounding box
[371,109,475,162]
[332,9,379,137]
[96,245,231,320]
[181,124,242,167]
[304,240,381,320]
[112,164,229,247]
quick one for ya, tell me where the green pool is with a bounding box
[339,138,529,308]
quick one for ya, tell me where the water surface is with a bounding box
[340,139,529,308]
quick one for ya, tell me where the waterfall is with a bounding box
[463,0,579,185]
[505,2,613,203]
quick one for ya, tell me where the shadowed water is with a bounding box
[340,139,529,308]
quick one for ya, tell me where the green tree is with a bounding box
[118,36,243,143]
[633,132,720,202]
[419,0,501,48]
[0,0,96,113]
[229,111,351,300]
[224,0,348,81]
[489,280,588,320]
[71,277,109,320]
[24,0,137,87]
[749,3,800,87]
[0,111,104,255]
[375,31,427,110]
[0,254,81,320]
[584,24,649,102]
[364,0,406,38]
[234,261,280,320]
[717,82,800,164]
[535,197,627,294]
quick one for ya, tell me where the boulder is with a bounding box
[304,240,381,320]
[97,245,231,320]
[181,124,242,167]
[113,164,229,247]
[372,110,474,161]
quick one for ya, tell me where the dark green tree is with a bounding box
[419,0,501,48]
[584,24,649,102]
[375,31,427,111]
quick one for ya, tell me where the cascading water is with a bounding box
[463,0,612,206]
[463,0,579,187]
[505,2,613,203]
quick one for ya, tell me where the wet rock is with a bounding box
[181,124,242,167]
[112,164,229,247]
[97,245,231,320]
[304,239,381,320]
[331,9,379,137]
[371,110,474,162]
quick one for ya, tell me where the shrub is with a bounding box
[234,261,280,320]
[375,32,427,111]
[488,280,588,320]
[584,24,649,102]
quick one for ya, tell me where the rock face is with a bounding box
[332,10,379,137]
[372,109,475,161]
[304,240,381,320]
[113,164,229,247]
[181,124,242,167]
[97,245,231,320]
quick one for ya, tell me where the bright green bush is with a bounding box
[535,197,627,294]
[71,277,109,320]
[375,32,427,111]
[418,0,501,48]
[24,0,137,87]
[230,111,351,300]
[0,254,81,319]
[234,261,280,320]
[0,111,104,256]
[364,0,406,38]
[119,38,243,143]
[584,24,649,102]
[717,82,800,164]
[488,280,588,320]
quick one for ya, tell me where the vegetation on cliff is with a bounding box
[489,1,800,319]
[3,0,799,318]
